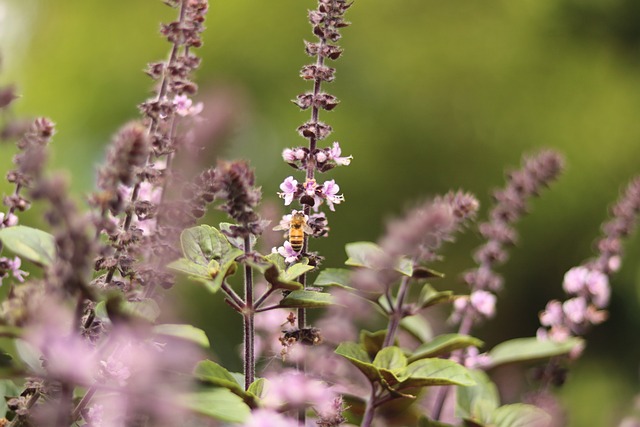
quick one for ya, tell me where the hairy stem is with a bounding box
[243,235,255,390]
[361,383,378,427]
[382,274,411,348]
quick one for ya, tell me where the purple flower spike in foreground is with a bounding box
[242,409,300,427]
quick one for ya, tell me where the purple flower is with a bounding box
[303,178,318,196]
[585,269,610,308]
[562,297,587,325]
[173,94,203,117]
[321,179,344,211]
[328,142,352,166]
[242,409,300,427]
[262,370,337,412]
[8,257,27,282]
[470,290,496,318]
[316,150,328,163]
[85,404,104,427]
[458,346,491,369]
[539,300,564,327]
[99,355,132,387]
[562,266,589,295]
[0,212,18,227]
[0,257,28,286]
[275,241,300,263]
[282,148,296,162]
[278,176,298,206]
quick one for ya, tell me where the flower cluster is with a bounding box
[93,0,209,293]
[282,141,352,173]
[274,0,353,262]
[537,177,640,344]
[278,176,344,212]
[351,191,479,294]
[451,151,564,328]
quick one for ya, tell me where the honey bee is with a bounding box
[274,210,313,252]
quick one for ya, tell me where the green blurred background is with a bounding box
[1,0,640,424]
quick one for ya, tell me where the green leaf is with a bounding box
[219,222,255,250]
[335,342,380,383]
[173,225,243,294]
[373,346,408,385]
[247,378,268,399]
[396,256,414,276]
[314,268,354,290]
[181,225,223,265]
[409,334,484,362]
[456,370,500,423]
[487,337,584,368]
[178,388,250,423]
[345,242,413,275]
[279,290,333,308]
[0,380,20,417]
[345,242,385,269]
[282,259,315,281]
[0,225,55,266]
[359,329,388,358]
[372,346,407,372]
[194,360,244,395]
[492,404,551,427]
[166,258,212,278]
[263,253,305,291]
[400,315,433,344]
[153,324,210,347]
[418,284,454,309]
[398,358,476,389]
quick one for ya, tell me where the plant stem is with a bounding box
[254,287,276,309]
[71,386,97,422]
[382,271,412,348]
[361,383,378,427]
[243,235,255,390]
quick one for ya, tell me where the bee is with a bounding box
[280,327,323,346]
[274,210,313,252]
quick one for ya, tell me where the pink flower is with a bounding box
[99,355,132,387]
[0,212,18,227]
[461,346,491,369]
[562,266,589,295]
[585,270,610,308]
[282,148,296,162]
[275,241,300,263]
[321,179,344,211]
[7,257,28,282]
[470,290,496,318]
[278,176,298,206]
[242,409,299,427]
[316,151,328,163]
[262,370,336,411]
[85,404,104,427]
[563,297,587,324]
[539,300,563,327]
[304,178,318,197]
[328,142,352,166]
[173,94,203,117]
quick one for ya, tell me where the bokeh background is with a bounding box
[1,0,640,425]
